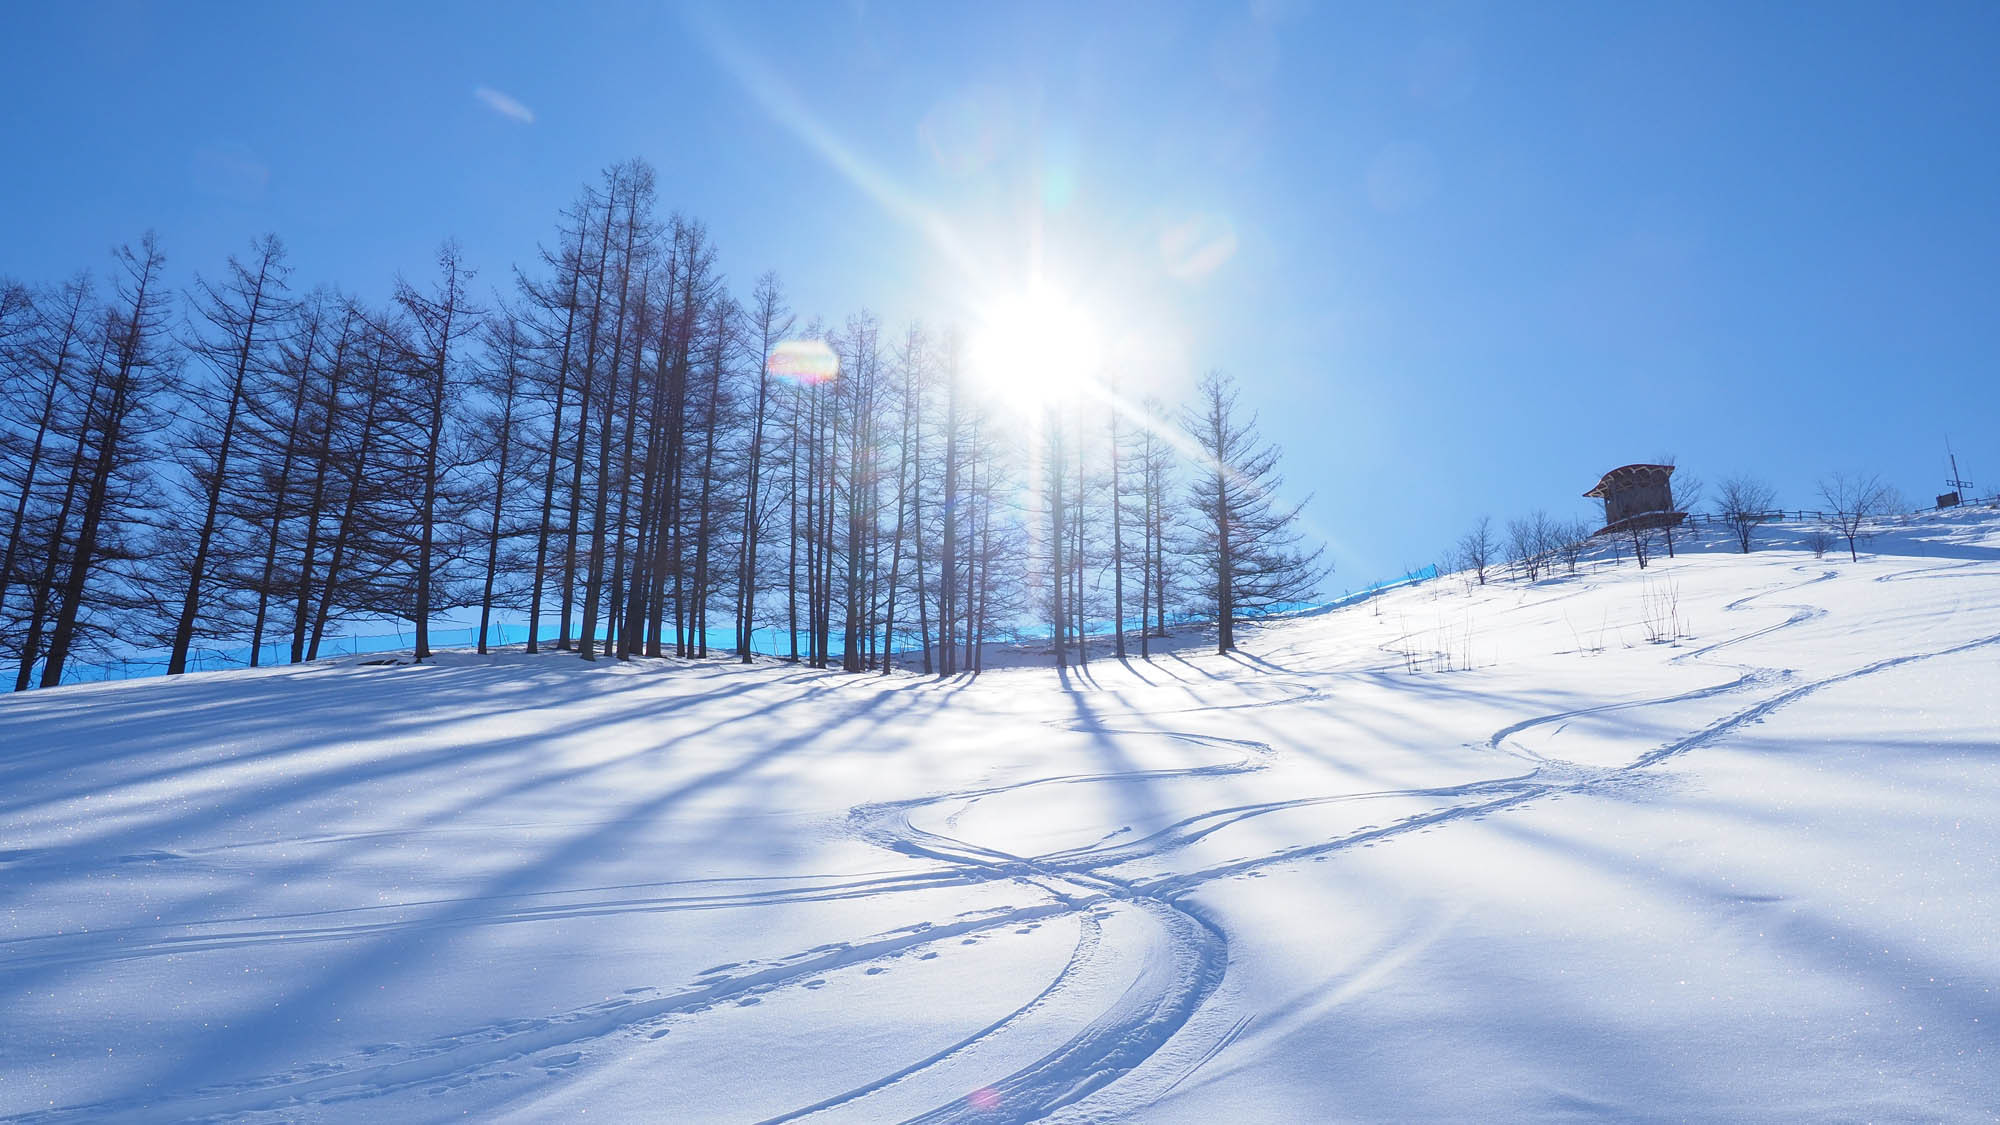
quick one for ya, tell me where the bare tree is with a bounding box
[519,193,592,655]
[686,293,738,659]
[37,235,178,688]
[877,323,925,673]
[13,321,120,690]
[1624,522,1655,569]
[1042,406,1070,665]
[1137,396,1179,649]
[0,277,93,637]
[239,285,326,666]
[1660,459,1702,559]
[286,297,363,664]
[577,169,649,661]
[166,234,290,675]
[1107,383,1129,659]
[1457,515,1495,585]
[1554,517,1593,574]
[1183,371,1325,653]
[1715,475,1777,553]
[928,335,961,674]
[1818,472,1899,562]
[838,313,881,672]
[1506,510,1558,582]
[557,172,623,653]
[394,241,482,662]
[736,272,791,662]
[305,318,399,661]
[471,309,533,653]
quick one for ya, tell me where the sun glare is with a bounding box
[967,286,1104,413]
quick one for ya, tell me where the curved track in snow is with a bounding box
[817,564,2000,1122]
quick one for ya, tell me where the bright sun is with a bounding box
[966,285,1103,413]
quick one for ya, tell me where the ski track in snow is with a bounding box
[9,556,2000,1124]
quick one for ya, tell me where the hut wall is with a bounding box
[1606,479,1673,524]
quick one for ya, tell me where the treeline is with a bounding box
[1452,471,1714,584]
[0,159,1324,690]
[1448,466,1914,585]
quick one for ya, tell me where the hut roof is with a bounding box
[1584,463,1676,499]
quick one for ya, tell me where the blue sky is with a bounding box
[3,0,1996,584]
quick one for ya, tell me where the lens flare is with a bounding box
[767,339,840,384]
[1159,213,1238,281]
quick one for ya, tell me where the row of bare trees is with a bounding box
[1712,473,1902,559]
[1452,511,1591,587]
[0,161,1327,688]
[1036,371,1325,665]
[1449,467,1909,587]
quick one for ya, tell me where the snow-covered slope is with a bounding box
[3,509,1998,1122]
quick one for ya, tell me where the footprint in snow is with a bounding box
[865,966,889,975]
[803,978,827,989]
[920,952,939,960]
[648,1028,671,1039]
[737,997,762,1007]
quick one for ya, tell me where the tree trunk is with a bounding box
[249,310,320,666]
[477,326,523,655]
[291,308,355,663]
[1110,397,1125,659]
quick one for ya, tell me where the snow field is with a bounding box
[2,508,1997,1121]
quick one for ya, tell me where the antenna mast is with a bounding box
[1944,436,1973,500]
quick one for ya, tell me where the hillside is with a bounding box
[2,507,1997,1122]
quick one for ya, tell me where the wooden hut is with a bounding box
[1585,464,1687,536]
